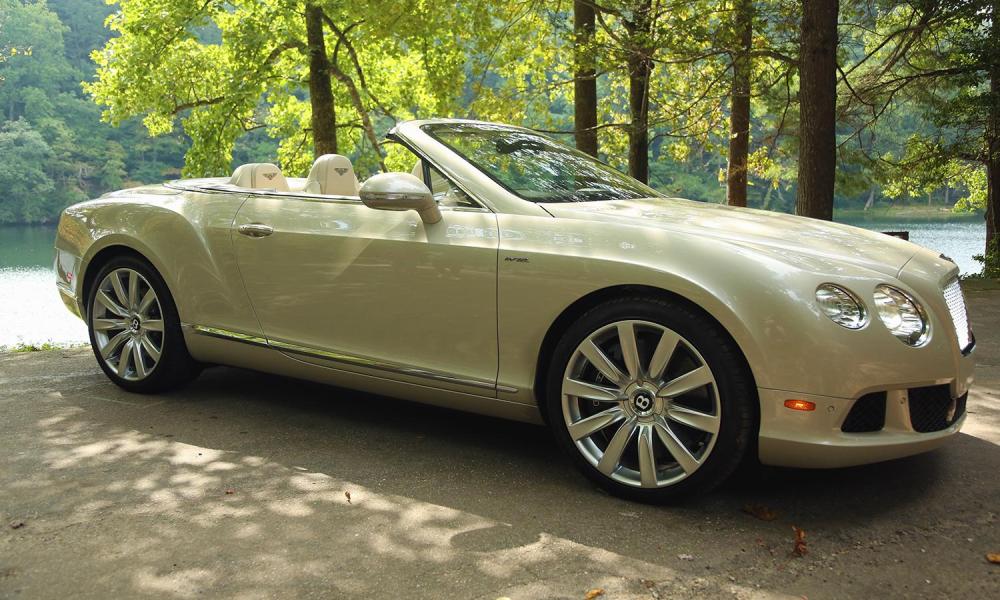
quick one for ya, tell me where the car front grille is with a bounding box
[841,392,886,432]
[943,277,974,353]
[908,384,967,433]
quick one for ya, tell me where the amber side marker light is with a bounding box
[784,399,816,412]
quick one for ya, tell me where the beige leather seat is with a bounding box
[229,163,289,192]
[305,154,360,196]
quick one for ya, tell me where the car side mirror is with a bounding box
[359,173,441,224]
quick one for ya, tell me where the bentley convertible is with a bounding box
[54,119,975,501]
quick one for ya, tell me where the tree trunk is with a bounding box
[985,0,1000,271]
[626,0,653,184]
[727,0,753,207]
[573,1,598,157]
[864,188,876,210]
[762,185,773,210]
[774,184,787,210]
[305,4,337,157]
[795,0,839,220]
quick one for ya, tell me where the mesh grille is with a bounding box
[943,278,973,352]
[908,385,966,433]
[841,392,886,432]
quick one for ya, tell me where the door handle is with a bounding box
[238,223,274,238]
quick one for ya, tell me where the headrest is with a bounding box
[229,163,289,191]
[305,154,360,196]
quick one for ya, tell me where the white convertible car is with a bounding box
[55,119,975,501]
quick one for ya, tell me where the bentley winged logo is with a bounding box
[334,167,349,176]
[262,172,277,181]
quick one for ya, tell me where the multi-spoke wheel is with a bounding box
[86,255,200,392]
[546,297,755,502]
[91,268,164,381]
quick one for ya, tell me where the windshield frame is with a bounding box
[420,122,663,205]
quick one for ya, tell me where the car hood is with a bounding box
[540,197,920,277]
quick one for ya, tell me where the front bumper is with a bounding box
[757,378,971,469]
[756,248,977,469]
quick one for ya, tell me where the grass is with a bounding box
[1,341,89,353]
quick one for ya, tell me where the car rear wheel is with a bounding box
[545,296,755,502]
[86,255,200,393]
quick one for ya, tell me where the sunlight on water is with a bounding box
[0,267,89,347]
[842,219,986,276]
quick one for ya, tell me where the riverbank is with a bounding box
[835,205,983,223]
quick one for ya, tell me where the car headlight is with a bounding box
[873,284,929,346]
[815,284,868,329]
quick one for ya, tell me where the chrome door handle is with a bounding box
[238,223,274,238]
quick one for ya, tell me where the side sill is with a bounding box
[183,323,515,395]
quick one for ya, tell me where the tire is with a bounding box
[86,254,201,393]
[545,296,756,503]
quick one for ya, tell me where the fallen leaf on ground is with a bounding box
[677,553,694,561]
[583,589,604,600]
[9,521,24,530]
[345,491,352,504]
[792,526,808,557]
[987,553,1000,564]
[743,503,778,521]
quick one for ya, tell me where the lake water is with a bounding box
[0,217,988,347]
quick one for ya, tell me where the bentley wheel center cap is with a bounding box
[630,389,656,416]
[129,317,141,333]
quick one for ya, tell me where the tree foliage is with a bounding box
[0,0,995,260]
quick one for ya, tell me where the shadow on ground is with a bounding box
[1,294,998,599]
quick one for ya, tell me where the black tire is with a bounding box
[86,254,201,393]
[545,295,756,503]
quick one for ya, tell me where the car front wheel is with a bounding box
[546,296,756,502]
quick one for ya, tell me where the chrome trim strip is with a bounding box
[166,180,490,213]
[185,324,269,348]
[184,324,512,392]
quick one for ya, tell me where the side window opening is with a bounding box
[412,160,479,209]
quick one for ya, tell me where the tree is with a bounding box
[87,0,488,177]
[0,120,57,223]
[987,0,999,266]
[836,0,998,268]
[304,3,337,156]
[621,0,655,183]
[796,0,839,220]
[574,0,598,157]
[726,0,753,206]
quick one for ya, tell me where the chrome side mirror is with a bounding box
[359,173,441,224]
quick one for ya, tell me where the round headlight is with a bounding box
[873,284,929,346]
[815,284,868,329]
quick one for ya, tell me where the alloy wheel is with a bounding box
[561,320,721,488]
[90,268,164,381]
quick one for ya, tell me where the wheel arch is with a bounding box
[532,284,760,428]
[80,240,174,318]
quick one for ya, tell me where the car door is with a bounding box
[231,191,500,395]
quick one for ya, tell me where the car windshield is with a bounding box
[421,122,662,204]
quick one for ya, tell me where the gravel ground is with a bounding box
[1,287,998,599]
